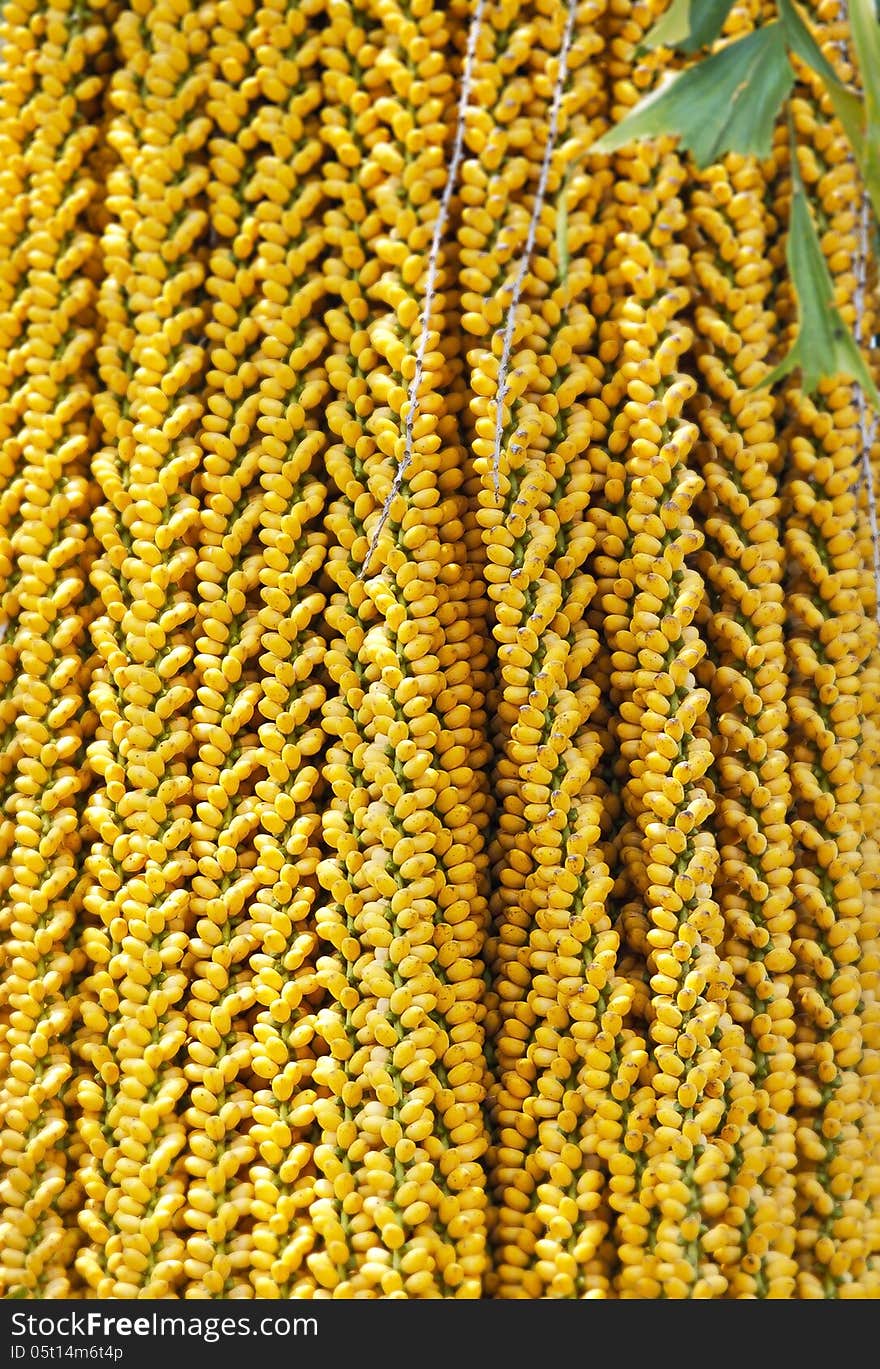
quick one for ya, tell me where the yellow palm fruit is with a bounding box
[310,0,490,1297]
[463,0,624,1299]
[182,0,331,1300]
[0,0,49,1089]
[196,0,332,1302]
[241,0,388,1300]
[586,4,739,1299]
[431,0,496,1153]
[456,0,553,1147]
[608,410,732,1299]
[852,224,880,1284]
[0,0,110,949]
[425,10,498,1266]
[687,145,798,1298]
[857,613,880,1278]
[0,0,114,1299]
[76,0,214,1298]
[577,3,653,1056]
[818,1,880,1289]
[2,0,879,1307]
[0,0,68,498]
[0,640,17,942]
[587,0,692,877]
[778,15,879,1294]
[0,473,97,1301]
[246,431,328,1300]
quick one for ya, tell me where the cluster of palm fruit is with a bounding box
[0,0,878,1300]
